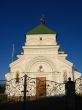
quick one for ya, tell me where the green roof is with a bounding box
[26,24,57,35]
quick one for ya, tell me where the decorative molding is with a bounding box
[25,56,55,73]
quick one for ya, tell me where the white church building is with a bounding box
[5,18,81,99]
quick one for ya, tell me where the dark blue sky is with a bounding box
[0,0,82,80]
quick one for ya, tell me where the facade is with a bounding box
[5,19,81,98]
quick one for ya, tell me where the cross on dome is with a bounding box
[40,16,46,24]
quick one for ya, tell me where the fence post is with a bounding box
[22,74,27,110]
[24,74,27,102]
[65,77,75,110]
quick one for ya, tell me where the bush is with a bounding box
[0,85,5,93]
[0,94,7,103]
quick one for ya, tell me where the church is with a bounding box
[5,18,81,99]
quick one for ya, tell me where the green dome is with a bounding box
[26,24,57,35]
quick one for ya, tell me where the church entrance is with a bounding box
[36,77,46,98]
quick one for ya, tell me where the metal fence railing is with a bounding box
[0,75,82,102]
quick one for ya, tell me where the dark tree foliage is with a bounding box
[0,84,5,93]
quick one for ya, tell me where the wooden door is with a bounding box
[36,77,46,98]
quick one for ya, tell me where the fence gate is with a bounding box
[5,75,66,100]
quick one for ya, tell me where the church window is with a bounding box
[40,37,42,40]
[63,71,67,83]
[38,65,43,72]
[16,71,20,83]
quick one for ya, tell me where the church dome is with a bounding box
[26,24,57,35]
[26,17,57,35]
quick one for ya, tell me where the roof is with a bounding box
[26,24,57,35]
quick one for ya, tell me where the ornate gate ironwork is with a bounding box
[1,76,82,101]
[75,77,82,95]
[5,75,65,98]
[46,81,65,96]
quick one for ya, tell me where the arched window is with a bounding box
[63,71,67,83]
[40,37,42,40]
[16,71,20,83]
